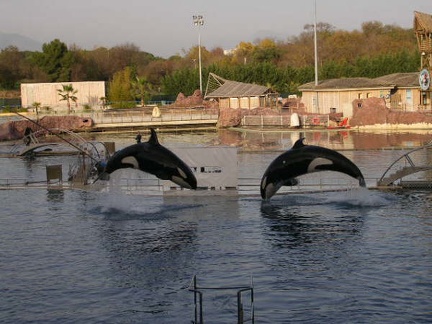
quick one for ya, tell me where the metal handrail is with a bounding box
[188,275,254,324]
[377,142,432,185]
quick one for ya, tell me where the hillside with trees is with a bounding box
[0,21,420,104]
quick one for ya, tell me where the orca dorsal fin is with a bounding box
[148,128,160,145]
[292,138,306,149]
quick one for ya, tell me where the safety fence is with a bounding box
[80,108,219,125]
[242,114,329,127]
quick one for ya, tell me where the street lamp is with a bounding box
[193,15,204,93]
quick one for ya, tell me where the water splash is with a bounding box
[323,187,395,207]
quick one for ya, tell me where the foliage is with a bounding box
[108,67,136,108]
[32,102,41,115]
[31,39,74,82]
[57,84,78,113]
[0,46,26,89]
[0,20,423,99]
[131,76,152,106]
[162,68,201,96]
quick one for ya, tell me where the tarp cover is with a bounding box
[166,146,238,189]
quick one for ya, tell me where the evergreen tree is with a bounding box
[31,39,73,82]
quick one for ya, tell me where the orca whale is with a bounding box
[260,138,366,200]
[101,128,197,190]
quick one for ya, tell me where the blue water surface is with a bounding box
[1,130,432,323]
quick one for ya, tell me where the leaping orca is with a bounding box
[101,128,197,190]
[260,138,366,200]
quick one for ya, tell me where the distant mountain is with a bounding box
[0,32,42,51]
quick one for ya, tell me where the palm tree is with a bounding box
[131,76,152,107]
[32,102,41,116]
[57,84,78,114]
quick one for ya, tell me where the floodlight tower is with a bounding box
[193,15,204,93]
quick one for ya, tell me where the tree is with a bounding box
[252,38,281,64]
[232,41,255,65]
[57,84,78,113]
[0,46,25,89]
[31,39,74,82]
[32,102,41,116]
[108,66,135,108]
[131,76,152,106]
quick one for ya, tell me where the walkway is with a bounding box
[84,108,219,131]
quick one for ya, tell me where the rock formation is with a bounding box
[350,97,432,128]
[171,90,204,107]
[0,115,93,141]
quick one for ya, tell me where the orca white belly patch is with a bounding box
[122,156,139,169]
[307,157,332,173]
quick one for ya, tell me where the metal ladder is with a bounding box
[188,275,254,324]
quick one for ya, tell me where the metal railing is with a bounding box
[377,141,432,186]
[188,275,254,324]
[76,108,219,126]
[242,114,329,127]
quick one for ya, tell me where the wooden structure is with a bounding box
[299,72,431,115]
[299,77,395,116]
[414,11,432,111]
[204,73,278,109]
[414,11,432,69]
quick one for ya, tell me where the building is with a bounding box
[298,77,394,117]
[204,73,278,109]
[21,81,106,111]
[298,73,428,117]
[299,11,432,118]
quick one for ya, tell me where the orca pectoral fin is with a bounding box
[261,177,298,200]
[171,175,195,189]
[283,178,299,187]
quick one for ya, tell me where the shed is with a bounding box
[374,73,424,110]
[204,73,278,109]
[299,73,429,116]
[298,77,394,117]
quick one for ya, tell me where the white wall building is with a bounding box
[21,81,106,111]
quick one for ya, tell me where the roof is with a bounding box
[298,77,394,91]
[205,73,276,98]
[374,72,419,87]
[414,11,432,33]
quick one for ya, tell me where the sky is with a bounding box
[1,0,431,58]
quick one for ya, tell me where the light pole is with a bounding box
[193,15,204,93]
